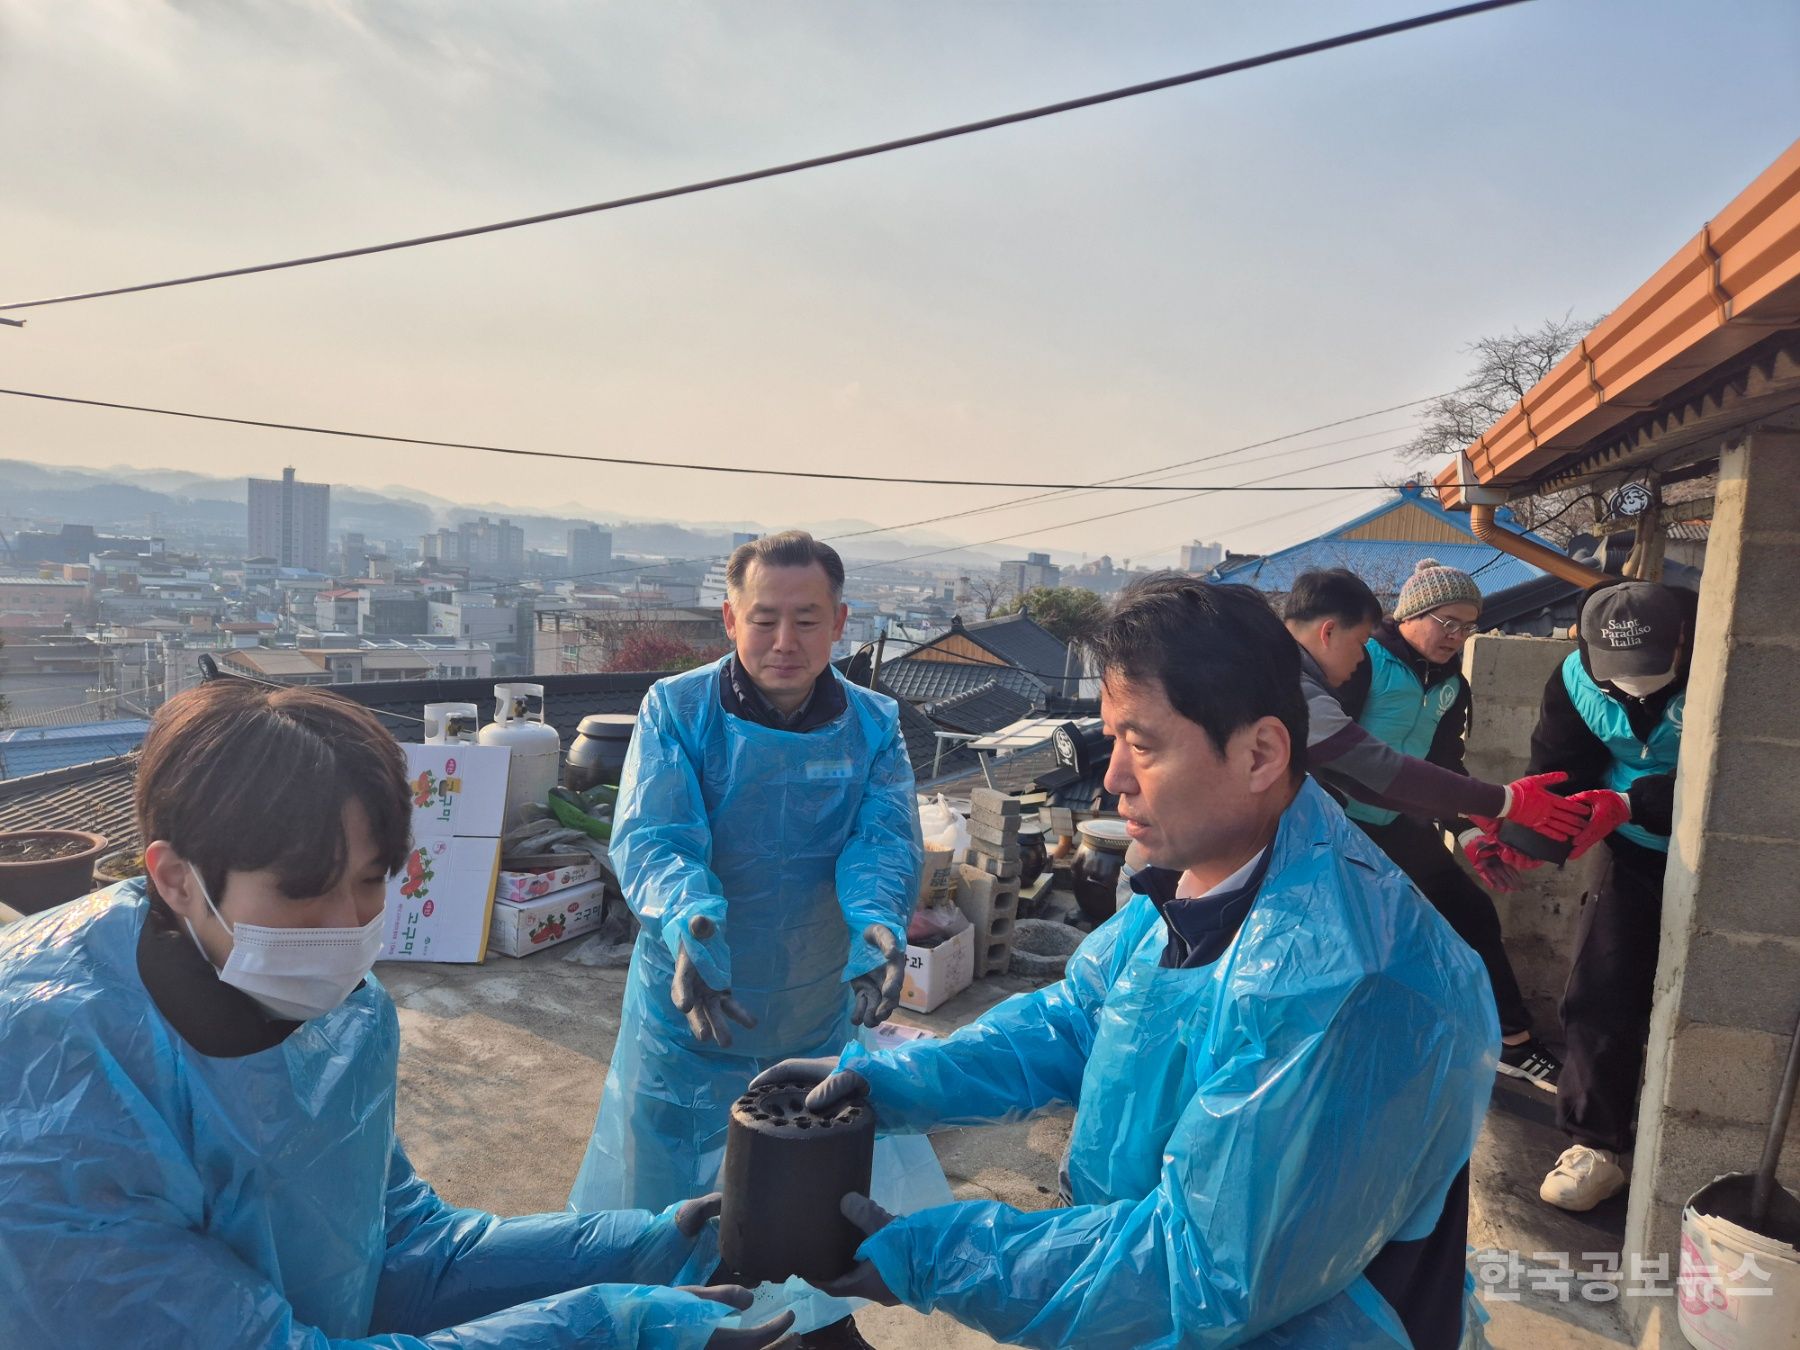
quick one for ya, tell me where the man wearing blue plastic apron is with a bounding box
[570,531,933,1349]
[1518,581,1692,1212]
[758,577,1498,1349]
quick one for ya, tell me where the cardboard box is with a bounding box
[488,879,611,958]
[403,743,511,839]
[495,856,602,903]
[872,1021,938,1052]
[379,835,502,964]
[898,922,974,1013]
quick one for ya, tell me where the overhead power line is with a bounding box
[850,444,1399,570]
[828,393,1442,542]
[0,0,1533,315]
[0,387,1405,492]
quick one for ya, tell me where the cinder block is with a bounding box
[970,788,1020,817]
[1731,536,1800,626]
[969,851,1022,879]
[1695,740,1800,844]
[1713,639,1800,745]
[1688,836,1800,938]
[968,820,1019,850]
[1660,1022,1784,1121]
[955,864,1021,975]
[1643,1112,1800,1213]
[1048,807,1075,835]
[1675,930,1800,1036]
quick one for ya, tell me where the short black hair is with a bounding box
[1283,568,1382,627]
[137,680,412,905]
[726,530,845,599]
[1091,574,1307,782]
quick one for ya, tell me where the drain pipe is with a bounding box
[1455,454,1616,589]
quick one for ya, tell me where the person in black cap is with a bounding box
[1518,580,1695,1211]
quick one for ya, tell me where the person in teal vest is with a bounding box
[1335,558,1566,1090]
[1520,581,1694,1212]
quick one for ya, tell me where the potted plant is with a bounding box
[93,848,147,886]
[0,829,109,915]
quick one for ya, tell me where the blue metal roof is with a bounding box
[1214,541,1547,600]
[1210,486,1566,602]
[0,719,152,780]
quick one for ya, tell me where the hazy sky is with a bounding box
[4,0,1796,568]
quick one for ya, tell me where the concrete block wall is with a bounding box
[1627,429,1800,1344]
[1461,632,1590,1038]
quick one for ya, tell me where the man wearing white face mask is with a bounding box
[0,679,796,1350]
[1518,581,1695,1212]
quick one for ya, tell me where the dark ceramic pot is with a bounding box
[565,714,635,793]
[1071,818,1131,925]
[1016,822,1048,889]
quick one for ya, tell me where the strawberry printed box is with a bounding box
[494,856,604,903]
[403,743,510,839]
[489,879,610,958]
[378,836,503,964]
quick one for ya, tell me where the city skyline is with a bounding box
[6,2,1797,560]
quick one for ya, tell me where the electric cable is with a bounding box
[0,387,1410,493]
[0,1,1534,315]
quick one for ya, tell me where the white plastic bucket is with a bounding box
[1678,1173,1800,1348]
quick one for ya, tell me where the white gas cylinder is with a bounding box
[479,683,561,832]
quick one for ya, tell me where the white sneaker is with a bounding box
[1539,1146,1627,1211]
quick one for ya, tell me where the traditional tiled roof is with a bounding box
[0,753,141,852]
[922,679,1039,736]
[960,612,1077,697]
[877,656,1044,706]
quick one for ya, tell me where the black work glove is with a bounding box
[672,915,757,1048]
[847,925,906,1028]
[677,1286,798,1349]
[673,1191,723,1238]
[749,1057,870,1115]
[816,1194,900,1305]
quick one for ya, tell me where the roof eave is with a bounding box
[1437,137,1800,508]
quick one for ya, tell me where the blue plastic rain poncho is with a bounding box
[837,780,1500,1349]
[570,658,939,1220]
[0,884,733,1349]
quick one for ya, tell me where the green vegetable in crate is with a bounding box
[548,785,614,842]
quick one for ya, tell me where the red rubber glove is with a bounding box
[1502,771,1590,839]
[1461,830,1529,891]
[1565,789,1631,860]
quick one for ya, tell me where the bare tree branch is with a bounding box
[1403,312,1604,464]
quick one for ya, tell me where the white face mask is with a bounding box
[184,864,384,1022]
[1611,667,1676,699]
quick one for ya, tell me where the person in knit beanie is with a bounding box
[1393,558,1483,623]
[1332,554,1567,1093]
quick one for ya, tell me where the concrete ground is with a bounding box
[383,923,1637,1349]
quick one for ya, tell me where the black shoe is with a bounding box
[795,1315,876,1349]
[1497,1038,1562,1093]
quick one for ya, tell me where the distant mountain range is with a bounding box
[2,459,1016,568]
